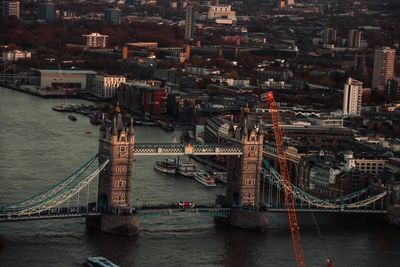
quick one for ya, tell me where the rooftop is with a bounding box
[34,69,97,75]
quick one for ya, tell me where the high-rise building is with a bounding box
[104,7,122,24]
[2,1,20,19]
[184,6,195,41]
[82,33,109,48]
[343,78,363,117]
[348,30,362,48]
[372,47,396,91]
[324,28,337,44]
[38,2,56,23]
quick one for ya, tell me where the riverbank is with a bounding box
[0,83,102,101]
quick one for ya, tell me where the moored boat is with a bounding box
[194,171,217,187]
[85,256,120,267]
[213,172,227,185]
[52,104,74,112]
[90,116,102,125]
[175,157,196,177]
[153,159,176,174]
[68,115,77,121]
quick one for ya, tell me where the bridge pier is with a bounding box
[387,182,400,227]
[216,209,268,231]
[86,214,139,236]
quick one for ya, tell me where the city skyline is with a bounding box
[1,0,400,266]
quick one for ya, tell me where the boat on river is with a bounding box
[68,115,77,121]
[213,172,227,185]
[53,104,75,112]
[154,159,176,174]
[175,157,196,177]
[194,171,217,187]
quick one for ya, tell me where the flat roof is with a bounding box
[35,69,97,75]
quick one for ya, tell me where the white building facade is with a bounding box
[93,75,126,99]
[2,50,31,62]
[82,33,109,48]
[343,77,363,116]
[208,5,236,24]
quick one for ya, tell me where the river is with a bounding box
[1,87,400,266]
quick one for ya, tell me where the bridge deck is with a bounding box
[134,143,242,156]
[0,212,101,222]
[0,206,387,222]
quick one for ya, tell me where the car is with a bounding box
[178,201,195,209]
[50,208,59,214]
[69,207,77,213]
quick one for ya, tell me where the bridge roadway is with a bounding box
[133,142,302,162]
[133,143,243,156]
[0,202,387,222]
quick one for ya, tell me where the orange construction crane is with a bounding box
[261,91,305,267]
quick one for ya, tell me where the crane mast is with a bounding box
[261,92,305,267]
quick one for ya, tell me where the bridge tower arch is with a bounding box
[87,105,139,235]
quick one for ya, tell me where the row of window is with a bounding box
[115,165,127,172]
[244,178,256,186]
[112,192,126,205]
[113,180,127,188]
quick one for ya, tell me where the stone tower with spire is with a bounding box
[222,106,268,230]
[226,106,264,207]
[87,103,139,235]
[98,104,135,212]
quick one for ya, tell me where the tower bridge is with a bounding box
[1,106,399,235]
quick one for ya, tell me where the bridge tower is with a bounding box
[87,105,139,236]
[223,107,268,230]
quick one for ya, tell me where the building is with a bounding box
[170,0,177,9]
[348,30,362,48]
[324,28,337,44]
[2,1,20,18]
[126,42,158,48]
[264,125,354,151]
[2,50,31,62]
[344,151,386,176]
[184,6,195,41]
[118,82,168,116]
[207,5,236,24]
[343,77,363,116]
[387,78,400,97]
[38,2,56,23]
[104,7,122,24]
[372,47,396,91]
[82,33,109,48]
[32,69,97,92]
[93,75,126,99]
[204,117,231,143]
[278,0,294,8]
